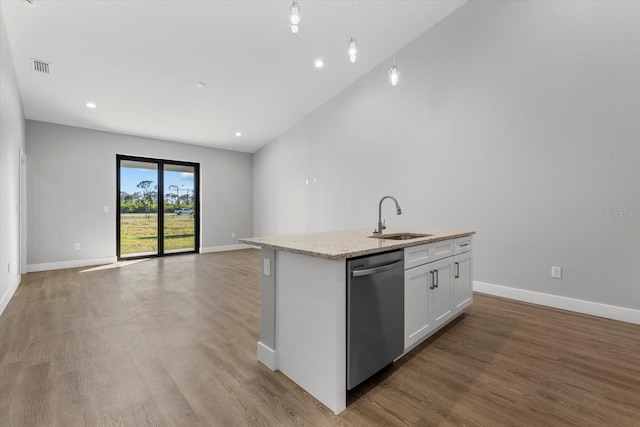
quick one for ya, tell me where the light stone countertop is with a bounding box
[239,228,475,260]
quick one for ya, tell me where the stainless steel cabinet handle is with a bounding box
[434,269,439,288]
[455,262,460,278]
[460,243,470,247]
[429,271,435,289]
[352,260,404,277]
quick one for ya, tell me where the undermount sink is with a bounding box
[370,233,432,240]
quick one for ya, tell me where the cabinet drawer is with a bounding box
[453,236,473,254]
[404,239,454,269]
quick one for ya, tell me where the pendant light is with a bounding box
[348,1,358,63]
[290,1,301,34]
[389,0,399,86]
[348,38,358,63]
[389,64,399,86]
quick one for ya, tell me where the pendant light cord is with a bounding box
[392,0,396,65]
[351,0,355,34]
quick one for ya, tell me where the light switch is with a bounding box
[263,258,271,276]
[103,205,110,213]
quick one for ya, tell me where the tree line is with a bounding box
[120,180,194,214]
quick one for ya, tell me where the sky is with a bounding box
[120,167,194,198]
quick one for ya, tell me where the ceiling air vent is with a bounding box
[31,58,50,74]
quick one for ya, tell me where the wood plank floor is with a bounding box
[1,249,639,426]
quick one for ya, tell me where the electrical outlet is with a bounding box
[263,258,271,276]
[103,205,110,213]
[232,232,236,238]
[551,266,562,279]
[74,243,81,251]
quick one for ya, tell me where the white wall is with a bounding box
[26,120,253,269]
[254,1,640,311]
[0,5,26,315]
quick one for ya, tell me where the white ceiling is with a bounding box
[1,0,465,153]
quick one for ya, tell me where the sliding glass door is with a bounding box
[117,155,199,259]
[163,164,196,254]
[118,159,159,257]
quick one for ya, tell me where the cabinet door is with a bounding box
[404,264,431,350]
[430,258,453,328]
[453,252,473,311]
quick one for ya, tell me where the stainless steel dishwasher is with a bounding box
[347,249,404,390]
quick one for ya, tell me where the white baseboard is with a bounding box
[200,243,256,254]
[474,281,640,325]
[26,256,118,273]
[0,274,21,316]
[25,246,258,272]
[257,341,277,370]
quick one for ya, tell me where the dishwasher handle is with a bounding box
[352,260,404,278]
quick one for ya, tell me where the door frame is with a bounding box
[20,147,27,275]
[116,154,200,259]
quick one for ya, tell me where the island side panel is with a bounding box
[257,248,278,369]
[276,251,347,414]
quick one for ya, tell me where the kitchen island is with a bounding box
[240,228,475,414]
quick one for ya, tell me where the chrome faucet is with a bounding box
[374,196,402,235]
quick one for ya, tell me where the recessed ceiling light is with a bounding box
[314,59,324,68]
[196,82,206,88]
[85,102,97,109]
[235,132,242,137]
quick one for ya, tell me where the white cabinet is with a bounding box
[453,251,473,310]
[404,264,432,348]
[404,236,473,351]
[453,235,473,255]
[430,257,453,328]
[404,239,454,270]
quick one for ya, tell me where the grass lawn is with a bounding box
[120,213,195,255]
